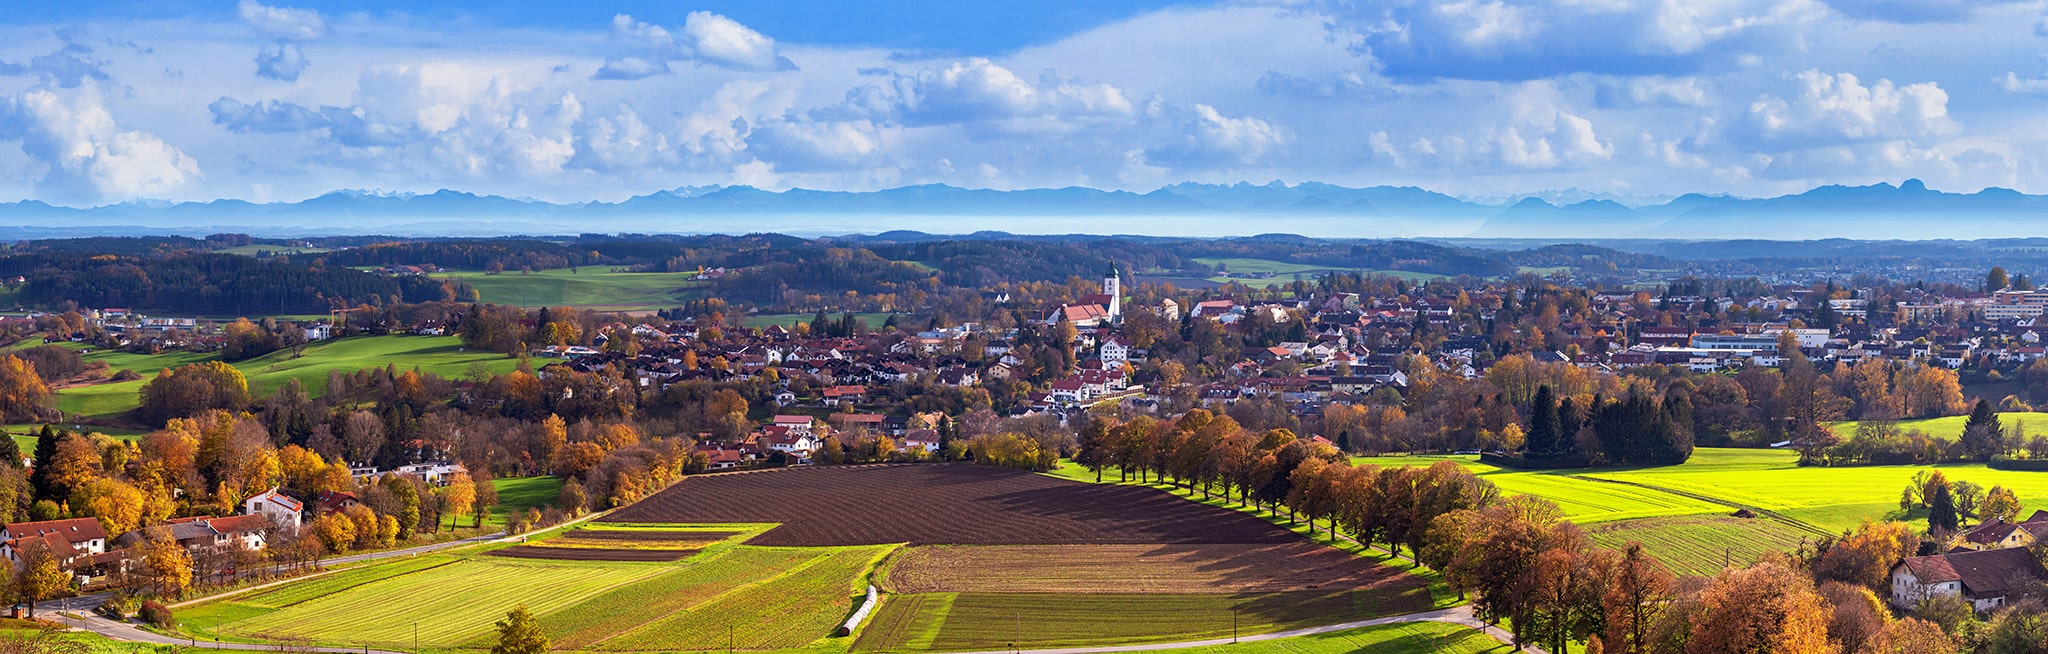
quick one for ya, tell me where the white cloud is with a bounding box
[1188,104,1285,163]
[834,58,1133,129]
[1750,70,1954,142]
[255,43,310,82]
[0,85,200,202]
[237,0,329,41]
[603,12,796,77]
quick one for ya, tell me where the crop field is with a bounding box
[1585,516,1817,577]
[595,545,893,651]
[1119,621,1509,654]
[1582,448,2048,534]
[204,556,667,648]
[601,464,1305,546]
[53,335,521,421]
[1830,412,2048,440]
[184,537,894,653]
[882,543,1416,594]
[487,546,698,561]
[433,268,700,311]
[855,590,1431,652]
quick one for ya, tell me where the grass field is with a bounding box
[181,532,895,654]
[1830,412,2048,440]
[434,268,700,311]
[1583,448,2048,534]
[1349,455,1723,524]
[52,335,521,422]
[218,244,334,257]
[1100,621,1510,654]
[856,591,1430,652]
[1584,515,1815,577]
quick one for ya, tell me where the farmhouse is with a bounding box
[244,487,304,529]
[1958,510,2048,551]
[1889,547,2048,612]
[0,517,108,567]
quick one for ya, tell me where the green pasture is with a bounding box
[433,268,700,311]
[855,590,1440,653]
[52,335,521,422]
[1077,621,1509,654]
[1583,447,2048,534]
[178,535,893,654]
[1830,412,2048,440]
[1348,454,1723,524]
[217,244,334,257]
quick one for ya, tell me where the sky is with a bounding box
[0,0,2043,206]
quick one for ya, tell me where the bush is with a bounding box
[138,601,173,629]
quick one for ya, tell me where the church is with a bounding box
[1045,266,1123,328]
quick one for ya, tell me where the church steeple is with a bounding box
[1103,264,1121,321]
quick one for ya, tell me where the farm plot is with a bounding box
[883,543,1415,594]
[214,557,664,648]
[601,464,1303,546]
[488,546,697,562]
[526,546,824,650]
[858,591,1429,652]
[1585,515,1818,577]
[595,545,894,651]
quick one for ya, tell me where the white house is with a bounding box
[244,487,304,529]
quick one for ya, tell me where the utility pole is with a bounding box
[414,621,419,654]
[1232,608,1239,644]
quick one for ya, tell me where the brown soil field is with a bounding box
[882,543,1416,594]
[563,529,741,541]
[486,546,698,562]
[598,464,1302,546]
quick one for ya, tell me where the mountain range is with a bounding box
[2,178,2045,240]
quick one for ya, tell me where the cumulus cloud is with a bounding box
[1336,0,1812,81]
[745,118,886,172]
[1145,104,1287,167]
[0,85,200,202]
[0,43,111,89]
[1749,70,1954,142]
[237,0,329,40]
[255,43,310,82]
[830,58,1133,129]
[598,12,796,79]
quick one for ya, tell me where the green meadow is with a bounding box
[1830,411,2048,440]
[434,268,702,311]
[51,335,521,422]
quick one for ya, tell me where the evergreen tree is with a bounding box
[27,425,59,501]
[1928,481,1960,534]
[1526,385,1560,456]
[1960,398,2006,462]
[0,431,20,469]
[1556,397,1583,453]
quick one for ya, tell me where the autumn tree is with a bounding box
[442,472,477,529]
[1676,560,1835,654]
[492,605,550,654]
[1602,542,1673,654]
[1983,486,2023,524]
[139,527,194,598]
[11,539,65,617]
[0,356,53,424]
[1814,521,1917,591]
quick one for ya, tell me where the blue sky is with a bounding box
[0,0,2043,206]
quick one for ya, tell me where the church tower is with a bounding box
[1103,265,1122,321]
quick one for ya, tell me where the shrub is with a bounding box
[139,601,173,629]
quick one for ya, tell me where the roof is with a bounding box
[1059,304,1108,322]
[250,487,304,512]
[1899,548,2048,598]
[773,415,814,425]
[205,514,269,533]
[4,517,107,545]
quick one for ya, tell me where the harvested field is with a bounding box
[487,546,697,562]
[601,464,1302,546]
[564,529,741,541]
[884,544,1415,594]
[856,590,1437,652]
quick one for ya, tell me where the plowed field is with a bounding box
[599,464,1302,546]
[882,543,1415,594]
